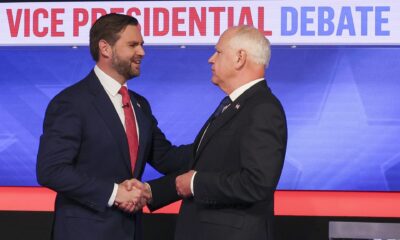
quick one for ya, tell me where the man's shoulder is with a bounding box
[243,84,278,105]
[129,90,151,107]
[48,72,95,108]
[241,85,285,117]
[130,90,144,100]
[54,72,94,100]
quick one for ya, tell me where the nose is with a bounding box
[137,45,145,57]
[208,52,216,64]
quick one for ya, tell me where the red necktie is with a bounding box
[119,86,139,173]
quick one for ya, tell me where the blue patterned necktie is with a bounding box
[212,96,232,119]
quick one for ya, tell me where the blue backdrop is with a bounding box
[0,45,399,191]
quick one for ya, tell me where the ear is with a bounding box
[234,49,247,69]
[98,39,112,59]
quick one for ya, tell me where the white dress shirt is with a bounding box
[94,65,140,206]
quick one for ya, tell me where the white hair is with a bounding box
[227,25,271,68]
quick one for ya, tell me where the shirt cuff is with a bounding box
[108,183,118,207]
[190,171,197,196]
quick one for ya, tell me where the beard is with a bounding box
[111,49,140,80]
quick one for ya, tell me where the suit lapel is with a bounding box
[87,71,132,173]
[193,115,213,152]
[192,102,241,167]
[192,81,269,168]
[129,92,151,178]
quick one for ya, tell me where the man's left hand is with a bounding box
[175,170,195,198]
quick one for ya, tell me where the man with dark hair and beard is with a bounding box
[37,13,191,240]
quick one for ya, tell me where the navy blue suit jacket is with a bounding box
[37,70,191,240]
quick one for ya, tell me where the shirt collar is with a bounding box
[94,65,128,96]
[229,78,264,102]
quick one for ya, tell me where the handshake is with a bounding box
[114,179,152,213]
[113,170,196,213]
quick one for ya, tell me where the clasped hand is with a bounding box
[175,170,195,198]
[114,179,152,213]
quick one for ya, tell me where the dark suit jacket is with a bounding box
[37,70,191,240]
[150,80,287,240]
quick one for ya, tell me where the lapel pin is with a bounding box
[235,104,240,109]
[136,103,141,108]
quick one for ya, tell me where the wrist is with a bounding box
[144,182,153,204]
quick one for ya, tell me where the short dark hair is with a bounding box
[89,13,139,61]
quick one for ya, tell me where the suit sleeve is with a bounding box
[149,122,193,174]
[193,102,287,205]
[36,96,114,212]
[137,95,193,174]
[147,123,192,210]
[134,96,192,210]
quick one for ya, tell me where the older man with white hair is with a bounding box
[149,25,288,240]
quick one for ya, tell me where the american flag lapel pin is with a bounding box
[235,104,240,109]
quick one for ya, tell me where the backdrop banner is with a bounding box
[0,0,399,46]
